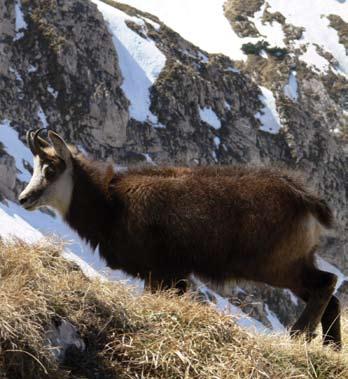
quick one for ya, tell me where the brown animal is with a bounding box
[19,129,341,349]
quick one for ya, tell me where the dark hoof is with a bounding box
[323,337,342,351]
[290,328,317,342]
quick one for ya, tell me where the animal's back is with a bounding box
[109,166,332,283]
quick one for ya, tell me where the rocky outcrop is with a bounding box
[328,15,348,54]
[224,0,263,37]
[0,147,17,201]
[3,0,129,151]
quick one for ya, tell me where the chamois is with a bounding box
[19,129,341,349]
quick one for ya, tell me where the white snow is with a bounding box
[46,319,86,361]
[142,153,156,165]
[265,304,285,331]
[47,85,58,98]
[142,16,161,31]
[284,70,298,101]
[267,0,348,75]
[198,51,209,63]
[37,106,48,128]
[285,289,299,306]
[0,120,32,181]
[0,200,99,278]
[0,200,104,280]
[224,101,231,110]
[252,3,286,48]
[91,0,166,125]
[194,279,268,333]
[152,121,166,129]
[178,48,208,63]
[213,136,221,148]
[199,107,222,130]
[256,86,282,134]
[120,0,348,76]
[224,66,240,74]
[300,44,330,73]
[332,128,341,135]
[260,49,268,59]
[0,199,139,282]
[118,0,257,61]
[14,0,27,41]
[316,256,347,292]
[28,65,38,73]
[9,67,23,82]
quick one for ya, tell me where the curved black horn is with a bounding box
[37,132,51,149]
[26,129,37,155]
[33,128,48,157]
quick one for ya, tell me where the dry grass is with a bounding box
[0,239,347,378]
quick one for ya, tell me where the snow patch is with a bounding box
[260,49,268,59]
[119,0,348,75]
[142,153,156,165]
[265,305,285,331]
[252,3,286,48]
[224,66,240,74]
[284,70,298,101]
[224,101,231,110]
[9,67,23,82]
[194,279,268,333]
[178,48,208,63]
[199,107,221,130]
[0,120,32,181]
[142,16,161,31]
[92,0,166,124]
[47,85,58,98]
[198,51,209,63]
[316,256,347,292]
[300,44,330,73]
[46,319,85,361]
[28,65,37,73]
[14,0,27,41]
[118,0,258,61]
[256,86,282,134]
[0,199,138,282]
[37,106,48,128]
[213,136,221,148]
[267,0,348,75]
[285,289,299,306]
[152,121,166,128]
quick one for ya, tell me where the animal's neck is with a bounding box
[64,157,116,249]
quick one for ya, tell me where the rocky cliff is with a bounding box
[0,0,347,329]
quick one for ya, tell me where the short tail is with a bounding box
[282,173,334,229]
[302,195,334,229]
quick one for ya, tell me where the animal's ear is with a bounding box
[48,131,72,162]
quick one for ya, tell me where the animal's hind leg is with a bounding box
[290,267,337,343]
[321,295,341,350]
[292,289,341,349]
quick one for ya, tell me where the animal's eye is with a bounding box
[44,165,56,180]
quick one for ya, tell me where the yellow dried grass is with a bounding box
[0,239,346,378]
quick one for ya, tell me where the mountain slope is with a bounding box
[0,0,347,330]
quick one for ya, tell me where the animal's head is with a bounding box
[18,129,74,216]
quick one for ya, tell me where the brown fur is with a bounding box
[28,147,342,348]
